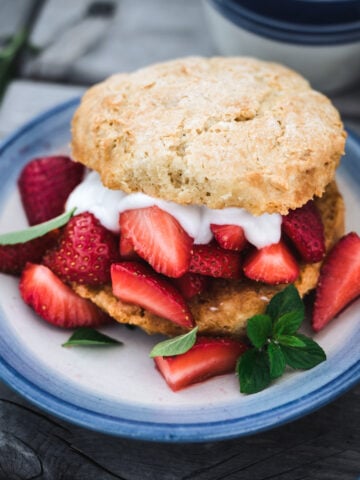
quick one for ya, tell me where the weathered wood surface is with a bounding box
[0,383,359,479]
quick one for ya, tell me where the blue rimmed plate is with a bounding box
[0,99,359,442]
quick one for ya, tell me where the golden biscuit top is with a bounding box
[71,56,346,215]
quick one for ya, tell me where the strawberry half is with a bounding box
[119,206,193,278]
[189,244,242,279]
[0,230,59,275]
[210,224,247,251]
[312,232,360,332]
[43,212,120,285]
[172,272,209,300]
[282,200,325,263]
[19,263,108,328]
[243,241,299,285]
[111,262,194,328]
[154,337,248,391]
[18,156,84,226]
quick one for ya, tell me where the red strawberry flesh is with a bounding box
[282,200,325,263]
[43,212,120,285]
[154,336,248,391]
[111,261,194,328]
[119,206,193,278]
[210,224,247,251]
[119,234,138,260]
[18,156,84,226]
[172,272,209,300]
[243,241,299,285]
[312,232,360,331]
[189,244,242,279]
[19,263,108,328]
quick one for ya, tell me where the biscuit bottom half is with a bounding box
[72,181,344,339]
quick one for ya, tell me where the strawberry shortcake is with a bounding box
[60,56,347,338]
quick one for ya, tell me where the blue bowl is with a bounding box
[204,0,360,92]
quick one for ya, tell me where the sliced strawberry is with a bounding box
[119,234,138,260]
[111,262,194,328]
[210,224,247,251]
[43,212,120,285]
[312,232,360,331]
[18,156,84,226]
[0,230,59,275]
[19,263,108,328]
[119,206,193,278]
[172,272,209,300]
[189,244,242,279]
[154,336,248,391]
[282,200,325,263]
[243,241,299,285]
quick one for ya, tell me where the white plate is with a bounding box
[0,99,359,442]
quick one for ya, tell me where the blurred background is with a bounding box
[0,0,214,137]
[0,0,359,139]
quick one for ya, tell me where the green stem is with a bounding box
[0,29,28,100]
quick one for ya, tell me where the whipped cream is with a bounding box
[66,171,282,249]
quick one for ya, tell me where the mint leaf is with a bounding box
[266,285,304,321]
[281,334,326,369]
[268,342,286,379]
[237,349,271,394]
[236,287,326,394]
[62,327,122,347]
[247,314,272,348]
[149,326,198,358]
[273,310,304,337]
[277,334,307,348]
[0,208,76,245]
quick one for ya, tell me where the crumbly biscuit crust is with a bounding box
[72,181,344,338]
[71,57,346,215]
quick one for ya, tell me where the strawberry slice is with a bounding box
[19,263,108,328]
[282,200,325,263]
[0,230,59,275]
[119,234,138,260]
[172,272,209,300]
[119,206,193,278]
[154,337,248,391]
[43,212,120,285]
[111,262,194,328]
[312,232,360,331]
[210,224,247,251]
[243,241,299,285]
[189,244,242,279]
[18,156,84,226]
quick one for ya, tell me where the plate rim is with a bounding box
[0,98,359,443]
[0,343,359,443]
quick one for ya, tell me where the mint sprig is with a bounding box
[149,327,198,358]
[237,285,326,394]
[0,208,76,245]
[62,327,122,347]
[281,334,326,369]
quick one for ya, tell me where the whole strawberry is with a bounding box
[18,156,84,225]
[43,212,120,285]
[0,230,59,275]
